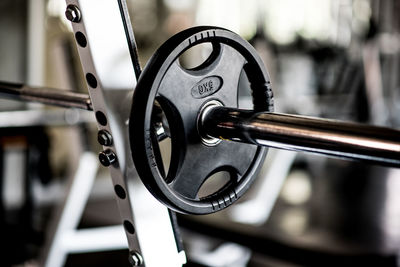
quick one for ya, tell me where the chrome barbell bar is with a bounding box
[201,106,400,167]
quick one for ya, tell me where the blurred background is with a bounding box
[1,0,400,266]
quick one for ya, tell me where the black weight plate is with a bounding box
[130,26,273,214]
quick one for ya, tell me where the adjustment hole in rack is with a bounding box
[75,31,87,47]
[123,220,135,234]
[95,111,107,126]
[86,73,98,88]
[114,184,126,199]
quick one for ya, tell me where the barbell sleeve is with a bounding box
[202,106,400,167]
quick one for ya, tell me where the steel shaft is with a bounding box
[202,107,400,167]
[0,81,92,110]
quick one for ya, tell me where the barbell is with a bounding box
[129,26,400,215]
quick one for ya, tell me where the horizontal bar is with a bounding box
[0,81,93,110]
[202,107,400,167]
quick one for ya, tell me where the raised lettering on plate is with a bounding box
[191,76,223,99]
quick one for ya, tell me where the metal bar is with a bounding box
[202,107,400,167]
[117,0,142,78]
[63,1,186,266]
[0,81,93,110]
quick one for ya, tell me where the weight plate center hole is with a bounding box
[198,100,224,146]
